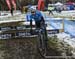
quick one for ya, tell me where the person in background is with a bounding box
[48,5,54,15]
[10,7,14,16]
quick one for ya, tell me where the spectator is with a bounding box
[48,5,54,15]
[10,7,14,16]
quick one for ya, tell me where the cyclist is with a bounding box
[30,8,48,55]
[30,9,45,34]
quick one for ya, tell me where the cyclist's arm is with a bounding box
[37,11,45,22]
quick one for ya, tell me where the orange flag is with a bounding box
[38,0,45,11]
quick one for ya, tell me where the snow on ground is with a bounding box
[0,11,25,23]
[0,11,21,19]
[56,32,75,48]
[43,10,75,20]
[64,20,75,37]
[56,32,71,40]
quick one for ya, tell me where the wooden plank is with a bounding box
[0,28,35,34]
[44,55,75,59]
[0,20,25,26]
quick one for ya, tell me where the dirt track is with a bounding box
[0,36,43,59]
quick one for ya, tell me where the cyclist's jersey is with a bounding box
[30,10,42,22]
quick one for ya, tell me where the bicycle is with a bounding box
[30,17,48,58]
[35,20,48,58]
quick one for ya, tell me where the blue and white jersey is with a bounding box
[30,10,43,22]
